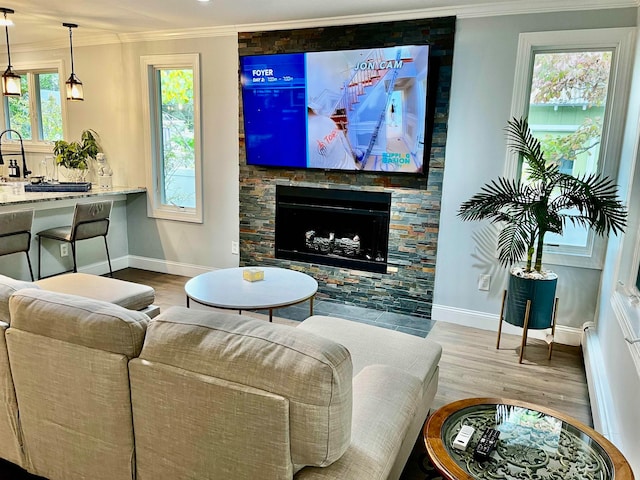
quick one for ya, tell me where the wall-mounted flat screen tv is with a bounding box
[240,45,430,174]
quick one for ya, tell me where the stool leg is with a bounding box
[103,236,113,277]
[496,289,507,349]
[37,235,43,280]
[71,241,77,273]
[519,300,532,364]
[25,251,34,281]
[548,297,559,360]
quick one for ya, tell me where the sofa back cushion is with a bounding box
[0,321,24,468]
[9,287,147,358]
[0,274,37,323]
[6,289,148,480]
[0,275,39,468]
[130,307,352,478]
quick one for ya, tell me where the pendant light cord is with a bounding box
[68,25,75,75]
[3,12,10,69]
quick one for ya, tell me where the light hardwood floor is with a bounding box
[113,268,592,426]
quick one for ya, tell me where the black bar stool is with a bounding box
[0,209,34,280]
[37,201,113,279]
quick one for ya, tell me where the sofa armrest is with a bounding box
[295,364,421,480]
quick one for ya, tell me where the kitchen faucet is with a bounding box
[0,129,31,178]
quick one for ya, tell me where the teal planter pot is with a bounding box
[504,273,557,330]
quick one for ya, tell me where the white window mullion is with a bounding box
[27,73,39,140]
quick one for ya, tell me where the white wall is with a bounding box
[119,36,240,273]
[433,9,637,332]
[589,6,640,472]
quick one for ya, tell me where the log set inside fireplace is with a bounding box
[275,185,391,273]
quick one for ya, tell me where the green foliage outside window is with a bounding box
[7,75,31,139]
[530,51,611,169]
[39,73,63,140]
[531,52,611,106]
[159,68,195,208]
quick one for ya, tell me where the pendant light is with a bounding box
[0,7,20,96]
[63,22,83,101]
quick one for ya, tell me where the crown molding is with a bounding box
[114,0,640,43]
[9,0,640,51]
[11,33,122,53]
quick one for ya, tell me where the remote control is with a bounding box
[473,428,500,461]
[452,425,475,451]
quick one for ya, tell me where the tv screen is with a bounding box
[240,45,430,174]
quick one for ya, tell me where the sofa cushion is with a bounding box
[297,315,442,397]
[138,306,353,468]
[0,274,38,323]
[131,358,294,480]
[295,364,422,480]
[8,288,148,358]
[35,272,155,311]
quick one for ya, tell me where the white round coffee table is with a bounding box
[184,266,318,322]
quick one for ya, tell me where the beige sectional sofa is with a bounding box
[0,280,441,480]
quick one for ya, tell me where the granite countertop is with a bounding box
[0,182,146,206]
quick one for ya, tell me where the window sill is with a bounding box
[542,250,604,271]
[148,205,203,224]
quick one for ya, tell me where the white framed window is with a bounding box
[507,28,635,269]
[0,61,67,152]
[140,54,202,223]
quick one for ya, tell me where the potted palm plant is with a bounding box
[53,129,101,182]
[458,117,627,331]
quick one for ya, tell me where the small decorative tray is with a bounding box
[24,182,92,192]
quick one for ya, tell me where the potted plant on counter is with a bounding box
[458,117,627,359]
[53,129,101,182]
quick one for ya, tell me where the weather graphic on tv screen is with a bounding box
[240,45,430,174]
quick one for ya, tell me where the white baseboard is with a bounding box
[77,255,213,278]
[76,255,129,276]
[128,255,214,278]
[431,304,582,346]
[581,322,617,438]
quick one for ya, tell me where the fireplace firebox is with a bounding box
[275,186,392,273]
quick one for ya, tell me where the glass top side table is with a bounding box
[424,398,634,480]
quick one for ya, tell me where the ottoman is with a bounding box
[35,272,160,318]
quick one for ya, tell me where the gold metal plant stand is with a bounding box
[496,289,559,364]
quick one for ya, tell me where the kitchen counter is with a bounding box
[0,182,147,280]
[0,183,146,210]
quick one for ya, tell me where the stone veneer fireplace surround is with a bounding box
[238,17,455,318]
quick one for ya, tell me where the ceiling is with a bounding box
[1,0,638,49]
